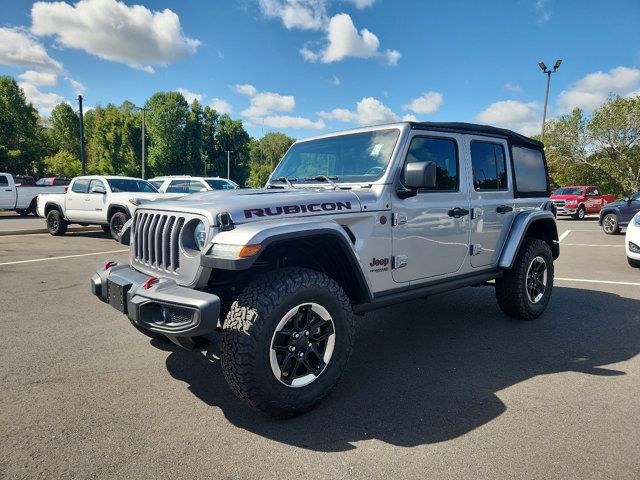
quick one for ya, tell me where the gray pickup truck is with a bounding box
[92,122,559,416]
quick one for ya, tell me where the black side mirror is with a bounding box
[404,161,436,189]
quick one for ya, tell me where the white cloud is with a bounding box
[332,74,341,86]
[533,0,551,23]
[66,77,86,95]
[258,0,327,30]
[261,115,326,130]
[19,81,66,116]
[31,0,200,73]
[304,13,400,65]
[0,28,61,72]
[346,0,376,8]
[209,98,234,114]
[233,84,258,96]
[475,100,541,136]
[402,91,443,115]
[18,70,57,86]
[319,97,400,125]
[557,66,640,113]
[504,82,523,93]
[235,84,295,117]
[402,114,418,122]
[176,88,203,104]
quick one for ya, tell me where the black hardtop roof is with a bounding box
[409,121,543,149]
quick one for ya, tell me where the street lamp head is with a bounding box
[553,59,562,70]
[538,61,548,72]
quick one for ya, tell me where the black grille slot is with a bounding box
[132,212,185,272]
[163,306,193,325]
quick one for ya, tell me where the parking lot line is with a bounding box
[561,243,624,247]
[556,277,640,287]
[558,230,571,242]
[0,249,128,266]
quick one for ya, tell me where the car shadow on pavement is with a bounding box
[160,285,640,452]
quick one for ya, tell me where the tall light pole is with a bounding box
[78,95,85,175]
[132,104,147,179]
[225,150,233,180]
[538,59,562,143]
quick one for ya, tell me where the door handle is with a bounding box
[496,205,513,214]
[448,207,469,218]
[4,189,12,192]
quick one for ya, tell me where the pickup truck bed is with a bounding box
[0,173,66,215]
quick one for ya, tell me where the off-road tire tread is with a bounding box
[47,210,67,236]
[495,238,554,320]
[221,267,354,416]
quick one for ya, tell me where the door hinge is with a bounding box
[392,213,407,226]
[392,254,407,269]
[471,208,483,220]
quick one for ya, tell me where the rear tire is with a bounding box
[46,209,67,236]
[109,211,129,241]
[495,238,554,320]
[221,268,355,417]
[16,209,29,216]
[602,213,621,235]
[628,258,640,268]
[101,224,111,236]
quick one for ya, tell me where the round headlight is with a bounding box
[194,221,207,250]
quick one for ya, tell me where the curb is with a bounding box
[0,226,101,236]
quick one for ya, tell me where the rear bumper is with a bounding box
[91,263,220,337]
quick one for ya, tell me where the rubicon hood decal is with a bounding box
[244,201,352,219]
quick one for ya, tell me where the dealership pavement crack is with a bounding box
[0,249,128,266]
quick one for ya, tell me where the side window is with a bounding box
[403,137,458,191]
[0,175,8,186]
[188,180,206,193]
[54,179,70,186]
[71,179,89,193]
[167,180,188,193]
[88,179,105,192]
[470,141,508,190]
[511,146,549,194]
[149,180,163,190]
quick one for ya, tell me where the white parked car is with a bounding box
[149,176,239,194]
[625,212,640,268]
[37,176,182,240]
[0,172,66,215]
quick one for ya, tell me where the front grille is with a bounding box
[553,200,566,207]
[132,212,185,272]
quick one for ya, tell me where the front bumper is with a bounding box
[554,207,577,216]
[91,263,220,338]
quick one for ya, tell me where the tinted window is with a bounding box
[149,180,163,190]
[106,178,157,193]
[0,175,8,186]
[470,142,508,190]
[403,137,458,191]
[206,179,237,190]
[72,179,89,193]
[88,179,105,192]
[512,146,548,194]
[167,179,189,193]
[188,180,206,193]
[53,179,70,186]
[36,178,50,186]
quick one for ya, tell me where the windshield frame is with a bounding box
[268,126,404,187]
[106,178,158,193]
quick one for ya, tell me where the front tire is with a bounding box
[602,213,621,235]
[221,268,355,417]
[109,211,129,241]
[574,205,585,220]
[46,209,67,236]
[495,238,554,320]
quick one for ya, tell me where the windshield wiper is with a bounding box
[271,177,298,188]
[304,175,338,189]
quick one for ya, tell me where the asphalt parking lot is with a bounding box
[1,217,639,479]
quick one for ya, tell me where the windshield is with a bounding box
[553,187,584,196]
[206,179,238,190]
[107,178,158,193]
[270,128,400,184]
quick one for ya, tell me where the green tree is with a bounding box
[0,76,44,174]
[49,103,80,157]
[201,106,220,176]
[43,150,82,177]
[145,91,189,176]
[185,99,203,175]
[213,114,251,185]
[247,132,295,187]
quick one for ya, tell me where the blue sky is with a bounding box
[1,0,639,139]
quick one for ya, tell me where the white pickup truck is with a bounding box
[37,175,182,240]
[0,173,66,215]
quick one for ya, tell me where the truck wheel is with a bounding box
[602,213,621,235]
[495,238,554,320]
[221,268,355,417]
[16,209,29,216]
[101,225,111,236]
[628,258,640,268]
[109,211,129,241]
[27,198,37,216]
[46,209,67,236]
[574,205,585,220]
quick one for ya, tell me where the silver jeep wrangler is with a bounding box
[92,122,559,416]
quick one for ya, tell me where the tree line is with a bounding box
[0,76,295,188]
[1,75,638,195]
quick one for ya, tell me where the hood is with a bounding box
[550,194,583,201]
[140,188,362,225]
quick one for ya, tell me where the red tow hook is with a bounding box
[143,276,158,289]
[103,261,117,270]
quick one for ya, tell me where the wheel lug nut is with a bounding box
[297,352,304,358]
[293,332,300,339]
[304,331,309,337]
[289,346,296,352]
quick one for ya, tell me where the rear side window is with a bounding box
[149,180,163,190]
[0,175,8,186]
[188,180,206,193]
[511,146,548,194]
[470,141,508,190]
[53,179,70,186]
[206,179,237,190]
[167,180,189,193]
[71,179,89,193]
[403,137,458,191]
